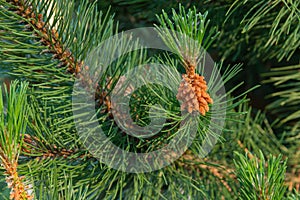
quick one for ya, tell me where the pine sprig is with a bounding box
[155,4,219,71]
[1,0,117,152]
[263,64,300,125]
[234,151,287,200]
[0,80,32,200]
[226,0,300,61]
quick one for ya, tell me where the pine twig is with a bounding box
[21,134,93,160]
[178,151,236,193]
[0,147,33,200]
[10,0,79,74]
[237,140,255,160]
[237,140,300,192]
[8,0,111,110]
[286,170,300,192]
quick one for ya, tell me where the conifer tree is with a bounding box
[0,0,299,199]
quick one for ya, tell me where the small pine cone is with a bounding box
[176,77,200,113]
[177,74,213,115]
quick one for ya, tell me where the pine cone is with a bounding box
[177,74,213,115]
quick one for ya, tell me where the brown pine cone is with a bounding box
[177,74,213,115]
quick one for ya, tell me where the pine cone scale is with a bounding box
[177,74,213,115]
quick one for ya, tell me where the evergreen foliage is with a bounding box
[234,151,287,200]
[0,0,299,199]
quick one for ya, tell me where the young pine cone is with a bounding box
[176,74,213,115]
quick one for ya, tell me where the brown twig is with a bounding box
[0,148,33,200]
[178,151,236,193]
[21,134,93,160]
[9,0,111,111]
[286,170,300,192]
[237,140,255,160]
[10,0,79,75]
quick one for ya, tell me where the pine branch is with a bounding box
[6,0,108,104]
[0,149,32,200]
[8,0,77,73]
[21,133,93,160]
[234,151,287,200]
[226,0,300,61]
[178,151,237,193]
[2,1,293,199]
[0,81,33,200]
[263,64,300,125]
